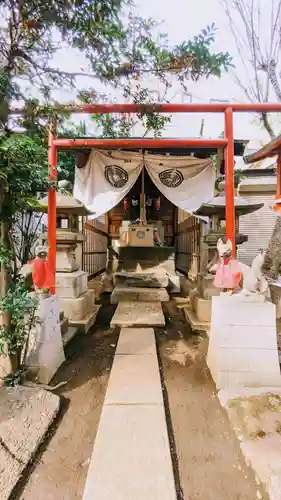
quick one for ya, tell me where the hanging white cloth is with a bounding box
[73,149,143,218]
[73,149,214,219]
[144,153,214,214]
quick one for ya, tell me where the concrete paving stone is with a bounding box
[110,301,165,327]
[104,353,163,405]
[82,404,177,500]
[116,328,156,355]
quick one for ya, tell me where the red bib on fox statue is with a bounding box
[212,239,242,293]
[29,246,53,291]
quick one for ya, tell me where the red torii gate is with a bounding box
[48,102,281,293]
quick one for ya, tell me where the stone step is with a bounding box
[110,286,169,304]
[115,272,169,289]
[110,302,165,328]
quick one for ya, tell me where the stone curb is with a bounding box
[0,386,60,500]
[218,388,281,500]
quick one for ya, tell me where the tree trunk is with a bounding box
[0,220,16,370]
[260,112,276,140]
[262,216,281,280]
[262,216,281,305]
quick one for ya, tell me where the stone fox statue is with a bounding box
[211,239,268,296]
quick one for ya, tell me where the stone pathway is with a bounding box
[82,327,177,500]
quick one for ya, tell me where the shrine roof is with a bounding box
[244,134,281,164]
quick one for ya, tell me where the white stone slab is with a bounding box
[110,301,165,327]
[82,405,177,500]
[116,328,156,355]
[105,353,162,405]
[207,295,281,390]
[211,295,275,326]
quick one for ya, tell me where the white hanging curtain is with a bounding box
[73,149,143,218]
[73,149,214,218]
[144,153,215,214]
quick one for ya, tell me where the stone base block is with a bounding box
[56,246,79,273]
[60,290,95,321]
[110,302,165,328]
[207,295,281,390]
[167,274,181,293]
[198,273,220,299]
[110,286,169,304]
[70,305,100,334]
[115,272,169,288]
[193,295,212,323]
[56,270,88,298]
[183,306,210,334]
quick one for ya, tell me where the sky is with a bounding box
[50,0,279,145]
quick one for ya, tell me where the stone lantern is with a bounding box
[194,195,264,268]
[37,192,90,273]
[186,195,264,330]
[34,189,99,334]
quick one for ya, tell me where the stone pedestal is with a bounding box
[56,271,99,334]
[207,295,281,390]
[25,295,65,384]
